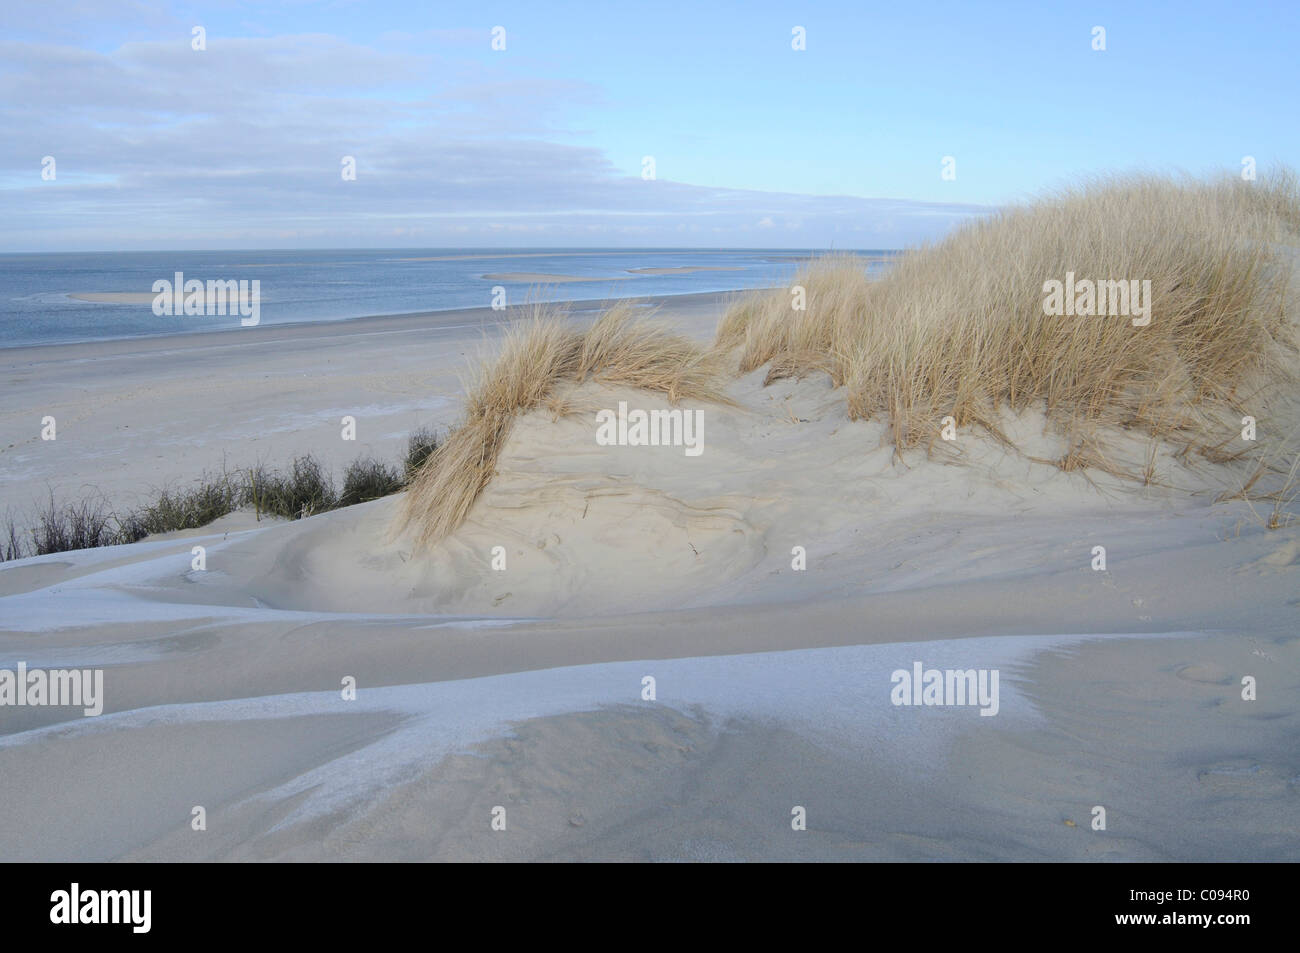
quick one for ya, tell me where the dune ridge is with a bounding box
[396,303,734,548]
[399,171,1300,549]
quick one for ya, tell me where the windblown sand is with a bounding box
[0,290,1297,861]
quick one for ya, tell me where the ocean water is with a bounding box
[0,248,896,349]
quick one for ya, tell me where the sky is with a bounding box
[1,0,1296,251]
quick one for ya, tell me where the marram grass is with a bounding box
[400,170,1300,547]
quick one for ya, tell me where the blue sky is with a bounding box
[2,0,1296,250]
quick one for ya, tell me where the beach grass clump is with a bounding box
[578,302,734,405]
[2,515,26,561]
[399,309,584,548]
[248,455,338,520]
[118,473,245,541]
[31,495,118,555]
[404,427,441,482]
[0,441,439,561]
[339,457,405,507]
[718,254,870,386]
[714,170,1300,461]
[397,302,733,547]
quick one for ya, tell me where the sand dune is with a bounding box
[4,176,1300,862]
[1,403,1296,859]
[2,334,1298,859]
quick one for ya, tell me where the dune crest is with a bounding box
[397,171,1300,562]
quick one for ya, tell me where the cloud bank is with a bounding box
[0,31,990,250]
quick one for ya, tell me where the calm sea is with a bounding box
[0,248,896,349]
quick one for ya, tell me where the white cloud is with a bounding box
[0,33,991,250]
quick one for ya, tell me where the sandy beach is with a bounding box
[0,292,732,526]
[2,277,1297,861]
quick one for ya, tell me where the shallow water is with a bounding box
[0,247,896,348]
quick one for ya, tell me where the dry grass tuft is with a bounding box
[1216,440,1300,529]
[396,302,733,547]
[720,254,868,386]
[714,170,1300,470]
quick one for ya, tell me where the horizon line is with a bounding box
[0,245,905,256]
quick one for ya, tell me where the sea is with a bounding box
[0,248,896,349]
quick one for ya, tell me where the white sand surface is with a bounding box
[0,289,1297,861]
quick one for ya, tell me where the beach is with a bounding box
[0,291,734,525]
[1,282,1297,861]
